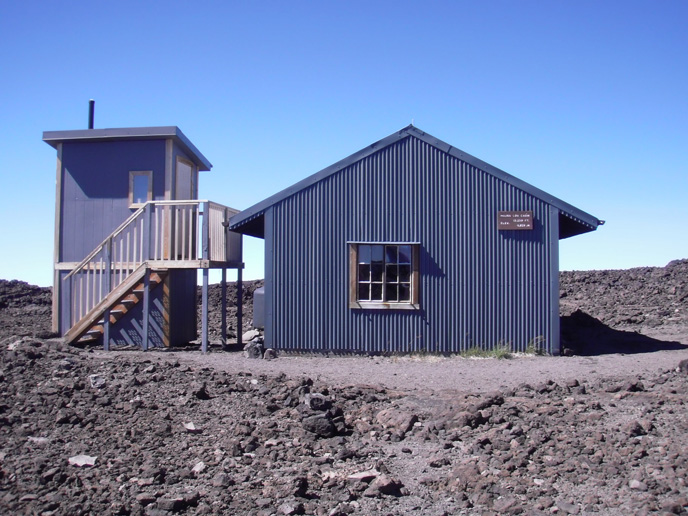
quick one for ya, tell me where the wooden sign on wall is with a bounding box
[497,211,533,230]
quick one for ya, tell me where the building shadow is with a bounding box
[561,309,687,356]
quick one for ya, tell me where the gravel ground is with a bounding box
[1,260,688,515]
[150,346,688,395]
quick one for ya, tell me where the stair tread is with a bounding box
[64,265,169,345]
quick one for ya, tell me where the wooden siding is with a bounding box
[59,139,166,262]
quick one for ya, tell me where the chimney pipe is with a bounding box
[88,99,95,129]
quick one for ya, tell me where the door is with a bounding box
[171,158,197,259]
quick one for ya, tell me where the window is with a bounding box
[129,171,153,208]
[349,243,420,309]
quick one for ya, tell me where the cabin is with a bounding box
[229,125,602,355]
[44,124,243,351]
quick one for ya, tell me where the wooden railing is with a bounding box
[64,200,241,329]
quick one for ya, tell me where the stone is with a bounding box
[303,393,332,411]
[244,341,263,359]
[55,408,74,424]
[375,409,418,435]
[211,472,234,487]
[157,496,186,512]
[363,474,405,497]
[492,496,520,513]
[190,382,211,400]
[183,422,202,433]
[68,454,97,467]
[278,501,305,515]
[624,421,646,437]
[135,493,156,506]
[302,414,336,438]
[629,479,648,491]
[88,374,105,389]
[347,469,380,483]
[556,501,580,514]
[242,329,261,342]
[263,348,277,360]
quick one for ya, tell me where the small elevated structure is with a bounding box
[44,124,243,351]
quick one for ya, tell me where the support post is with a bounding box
[237,263,243,349]
[202,268,209,353]
[221,268,227,347]
[142,269,150,351]
[548,206,561,355]
[103,308,110,351]
[103,239,112,351]
[201,201,210,353]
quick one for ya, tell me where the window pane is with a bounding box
[398,245,411,264]
[371,263,384,282]
[133,175,149,204]
[371,245,384,264]
[354,243,416,306]
[371,283,383,301]
[385,245,397,264]
[359,245,371,264]
[399,284,411,302]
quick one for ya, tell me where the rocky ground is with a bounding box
[0,260,687,515]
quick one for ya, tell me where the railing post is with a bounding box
[103,238,112,351]
[65,274,73,332]
[143,203,152,262]
[202,201,209,261]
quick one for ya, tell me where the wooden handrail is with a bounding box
[65,205,146,279]
[63,199,241,331]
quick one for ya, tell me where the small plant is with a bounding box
[460,346,489,358]
[492,344,513,360]
[460,343,513,359]
[525,336,547,356]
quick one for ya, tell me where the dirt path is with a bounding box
[117,345,688,394]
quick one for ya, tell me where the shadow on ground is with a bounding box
[561,309,687,356]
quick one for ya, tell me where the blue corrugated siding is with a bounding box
[267,136,557,354]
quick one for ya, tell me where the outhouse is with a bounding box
[229,125,602,355]
[44,123,243,350]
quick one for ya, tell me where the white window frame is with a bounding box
[129,170,153,208]
[349,242,420,310]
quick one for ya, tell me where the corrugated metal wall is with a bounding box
[266,135,559,354]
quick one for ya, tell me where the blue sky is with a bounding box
[1,0,686,286]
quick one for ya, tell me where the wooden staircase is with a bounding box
[61,200,243,351]
[64,267,167,346]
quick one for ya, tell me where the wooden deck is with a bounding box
[62,200,243,351]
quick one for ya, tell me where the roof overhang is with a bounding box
[42,126,212,171]
[229,125,603,240]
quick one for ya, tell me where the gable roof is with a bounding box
[229,125,601,239]
[43,126,212,171]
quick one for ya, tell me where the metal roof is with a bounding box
[43,126,212,171]
[229,125,602,239]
